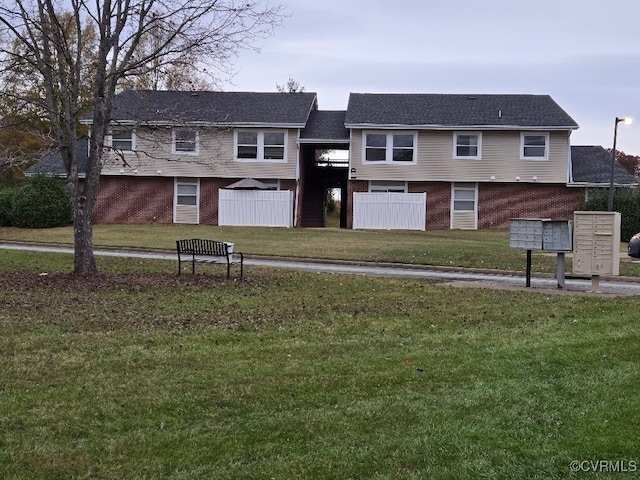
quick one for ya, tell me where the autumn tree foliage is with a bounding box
[0,0,284,274]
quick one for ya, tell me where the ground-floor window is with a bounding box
[452,187,476,211]
[174,178,200,224]
[451,183,478,230]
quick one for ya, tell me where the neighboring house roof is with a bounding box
[99,90,318,127]
[570,145,636,185]
[299,110,349,143]
[344,93,579,130]
[25,137,89,177]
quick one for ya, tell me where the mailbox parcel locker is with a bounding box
[573,211,621,276]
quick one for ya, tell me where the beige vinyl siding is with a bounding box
[101,127,299,179]
[452,211,476,229]
[350,129,570,183]
[174,204,199,224]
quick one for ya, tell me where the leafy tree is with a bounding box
[611,150,640,177]
[0,14,96,171]
[0,0,284,274]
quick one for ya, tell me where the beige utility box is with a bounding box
[573,212,621,276]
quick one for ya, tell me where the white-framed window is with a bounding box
[173,129,199,155]
[363,132,417,164]
[235,130,286,162]
[111,128,135,152]
[369,181,407,193]
[520,133,548,160]
[453,187,477,211]
[176,181,198,206]
[453,132,481,159]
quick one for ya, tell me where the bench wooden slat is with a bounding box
[176,239,243,278]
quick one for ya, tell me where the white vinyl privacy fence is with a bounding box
[218,189,293,227]
[353,192,426,230]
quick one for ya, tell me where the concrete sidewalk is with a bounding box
[1,242,640,296]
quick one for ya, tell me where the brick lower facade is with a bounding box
[478,184,584,229]
[94,176,301,226]
[346,180,585,230]
[94,176,174,224]
[94,176,585,229]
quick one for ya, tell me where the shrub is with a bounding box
[583,187,640,242]
[0,189,15,226]
[11,176,72,228]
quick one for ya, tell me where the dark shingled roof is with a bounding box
[300,110,349,142]
[345,93,579,128]
[25,137,89,177]
[571,145,636,185]
[105,90,318,126]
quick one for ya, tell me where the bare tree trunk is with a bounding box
[72,194,97,274]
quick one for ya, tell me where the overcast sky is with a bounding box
[225,0,640,155]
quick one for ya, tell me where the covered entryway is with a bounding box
[298,111,350,228]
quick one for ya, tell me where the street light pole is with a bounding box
[608,116,632,212]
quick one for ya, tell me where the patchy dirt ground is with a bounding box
[0,271,244,291]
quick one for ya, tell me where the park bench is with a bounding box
[176,239,243,278]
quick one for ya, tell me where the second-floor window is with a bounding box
[236,131,286,162]
[364,132,416,163]
[173,129,199,155]
[111,128,135,151]
[453,133,481,159]
[521,133,548,160]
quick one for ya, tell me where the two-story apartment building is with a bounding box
[344,93,581,230]
[30,89,633,230]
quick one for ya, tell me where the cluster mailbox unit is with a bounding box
[572,211,621,292]
[509,218,573,288]
[510,212,622,292]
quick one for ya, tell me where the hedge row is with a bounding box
[0,176,72,228]
[583,187,640,242]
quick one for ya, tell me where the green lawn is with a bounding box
[1,250,639,479]
[2,224,640,277]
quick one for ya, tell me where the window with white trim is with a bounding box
[236,131,286,162]
[521,133,548,160]
[176,182,198,206]
[110,128,135,151]
[173,129,199,155]
[369,181,407,193]
[453,133,481,159]
[453,188,476,211]
[364,132,416,163]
